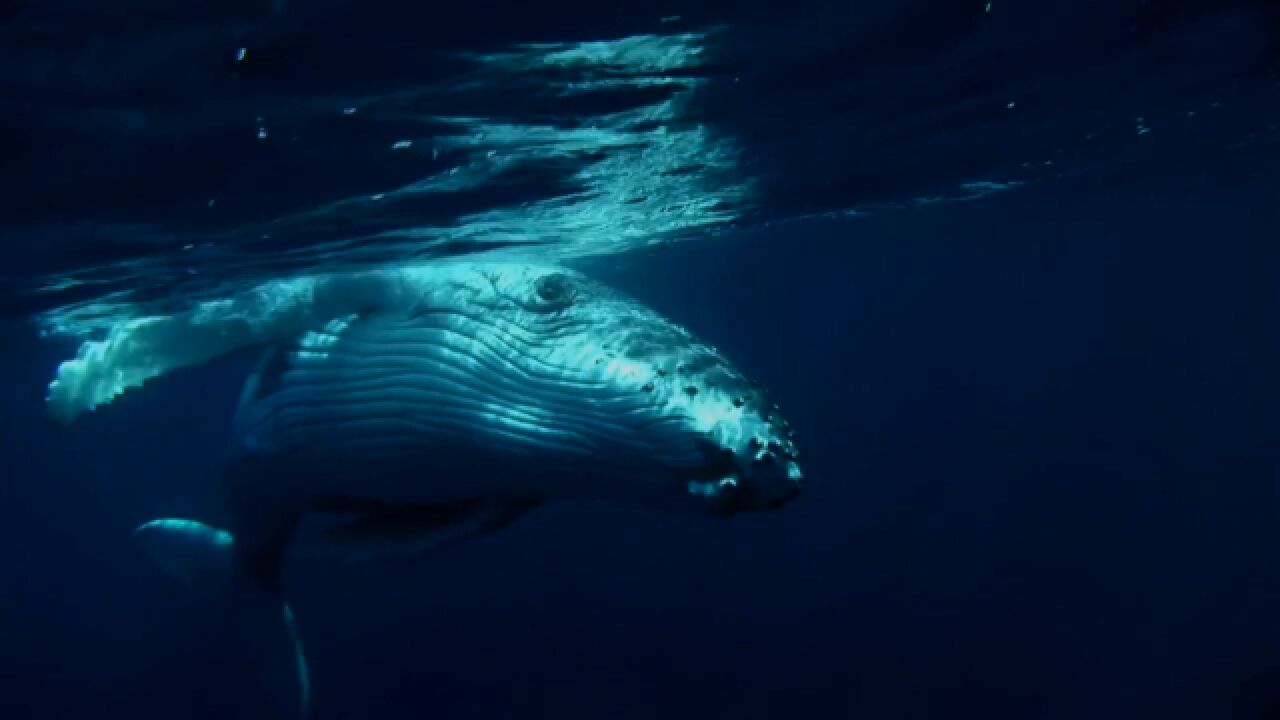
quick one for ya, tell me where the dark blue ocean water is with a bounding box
[3,1,1280,718]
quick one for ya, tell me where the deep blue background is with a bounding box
[2,173,1278,719]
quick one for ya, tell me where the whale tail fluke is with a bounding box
[135,518,311,719]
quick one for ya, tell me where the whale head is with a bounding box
[47,258,804,517]
[415,262,804,516]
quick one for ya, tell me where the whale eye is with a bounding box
[533,273,575,310]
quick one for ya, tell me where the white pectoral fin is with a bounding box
[46,269,412,423]
[314,502,536,564]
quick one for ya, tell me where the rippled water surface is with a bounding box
[4,0,1277,335]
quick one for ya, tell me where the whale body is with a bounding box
[50,261,803,718]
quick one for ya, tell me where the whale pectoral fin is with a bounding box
[134,518,234,587]
[317,502,535,564]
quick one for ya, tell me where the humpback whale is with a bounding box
[48,261,802,718]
